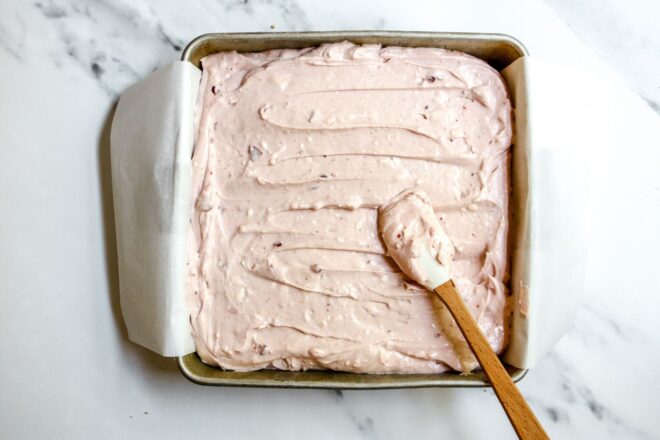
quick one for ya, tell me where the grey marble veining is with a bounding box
[0,0,659,439]
[0,0,315,96]
[19,0,185,94]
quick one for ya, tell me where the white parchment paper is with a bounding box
[503,57,588,368]
[110,61,200,356]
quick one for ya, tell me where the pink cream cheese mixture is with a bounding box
[186,42,513,373]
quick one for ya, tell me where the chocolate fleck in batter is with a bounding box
[187,42,512,373]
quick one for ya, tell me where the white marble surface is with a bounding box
[1,0,659,439]
[544,0,660,114]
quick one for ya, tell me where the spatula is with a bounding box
[421,250,548,440]
[379,189,549,440]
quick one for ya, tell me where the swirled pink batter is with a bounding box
[187,42,512,373]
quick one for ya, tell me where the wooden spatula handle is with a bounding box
[434,280,549,440]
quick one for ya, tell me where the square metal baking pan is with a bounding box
[178,31,529,388]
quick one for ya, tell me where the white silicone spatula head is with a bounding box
[378,188,453,289]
